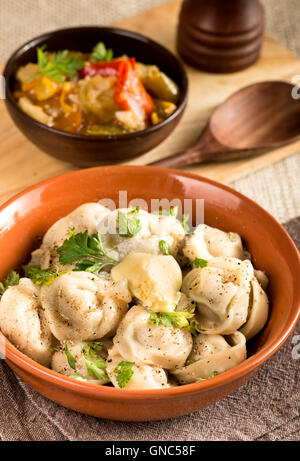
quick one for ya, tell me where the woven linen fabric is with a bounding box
[0,0,299,441]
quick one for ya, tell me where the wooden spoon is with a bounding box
[150,81,300,168]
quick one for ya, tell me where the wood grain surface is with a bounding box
[1,0,300,205]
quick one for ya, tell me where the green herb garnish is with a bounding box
[186,358,200,366]
[84,357,110,382]
[187,319,205,336]
[194,258,208,269]
[56,230,118,273]
[149,308,195,330]
[0,270,20,299]
[149,306,204,336]
[30,45,84,82]
[159,240,171,255]
[49,346,59,353]
[64,342,76,370]
[90,42,114,62]
[196,371,219,382]
[67,226,75,237]
[114,361,134,388]
[70,372,87,382]
[152,206,179,218]
[117,208,142,238]
[181,214,190,232]
[23,265,69,286]
[85,341,105,358]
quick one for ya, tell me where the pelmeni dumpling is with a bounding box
[240,277,269,340]
[0,278,53,366]
[254,270,269,292]
[171,332,246,384]
[149,213,185,256]
[51,340,110,385]
[106,347,170,390]
[111,253,182,312]
[30,202,110,269]
[182,257,254,335]
[112,305,193,369]
[99,208,185,261]
[183,224,246,262]
[98,208,153,260]
[41,272,131,342]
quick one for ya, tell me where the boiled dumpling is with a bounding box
[99,208,185,261]
[0,278,53,366]
[112,305,193,369]
[149,213,185,256]
[111,252,182,312]
[106,347,170,389]
[98,208,153,260]
[51,340,110,385]
[41,271,131,342]
[240,277,269,340]
[30,202,110,269]
[171,332,246,384]
[182,257,269,337]
[183,224,246,262]
[181,257,253,335]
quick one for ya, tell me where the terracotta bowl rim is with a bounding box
[1,165,299,401]
[3,26,188,142]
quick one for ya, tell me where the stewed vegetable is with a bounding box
[13,42,179,135]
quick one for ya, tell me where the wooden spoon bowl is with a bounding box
[151,81,300,168]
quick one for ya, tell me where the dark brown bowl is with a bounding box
[3,27,188,167]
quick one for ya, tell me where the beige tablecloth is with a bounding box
[0,0,299,441]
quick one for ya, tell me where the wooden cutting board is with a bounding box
[1,0,300,205]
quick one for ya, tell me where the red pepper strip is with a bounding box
[114,58,154,119]
[80,59,125,78]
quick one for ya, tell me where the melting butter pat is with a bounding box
[111,252,182,312]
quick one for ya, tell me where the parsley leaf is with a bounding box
[30,45,84,82]
[117,208,142,238]
[84,357,110,382]
[159,240,171,255]
[196,371,219,382]
[0,270,20,299]
[181,214,190,232]
[194,258,208,269]
[149,308,195,330]
[114,361,134,388]
[152,206,179,218]
[56,231,118,272]
[91,42,114,62]
[64,342,76,370]
[70,372,87,382]
[48,346,59,353]
[23,265,69,286]
[85,341,105,358]
[187,319,205,336]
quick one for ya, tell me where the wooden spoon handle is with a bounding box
[149,147,216,168]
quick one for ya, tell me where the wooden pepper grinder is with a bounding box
[177,0,264,73]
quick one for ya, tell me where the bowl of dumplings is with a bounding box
[0,165,299,421]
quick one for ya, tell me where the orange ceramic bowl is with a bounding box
[0,166,299,421]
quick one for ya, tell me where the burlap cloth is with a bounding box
[0,0,299,441]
